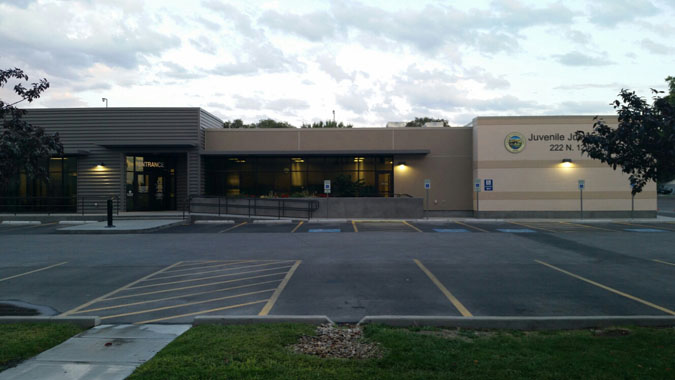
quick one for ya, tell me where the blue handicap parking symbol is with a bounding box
[308,229,341,233]
[623,228,664,233]
[433,228,469,233]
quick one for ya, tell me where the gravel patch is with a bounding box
[290,324,382,359]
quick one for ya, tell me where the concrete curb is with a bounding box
[0,316,100,328]
[193,315,334,325]
[1,221,41,225]
[194,220,235,224]
[58,220,98,225]
[56,220,187,234]
[357,316,675,330]
[252,219,293,224]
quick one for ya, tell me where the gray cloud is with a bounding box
[640,38,675,55]
[546,100,614,115]
[566,30,591,45]
[70,82,112,92]
[554,82,625,90]
[190,35,218,55]
[209,43,302,76]
[316,55,353,82]
[336,93,369,114]
[195,16,221,31]
[259,10,336,41]
[233,96,309,113]
[161,62,205,80]
[589,0,660,26]
[553,51,612,66]
[0,3,180,81]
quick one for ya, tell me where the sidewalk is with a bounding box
[0,324,190,380]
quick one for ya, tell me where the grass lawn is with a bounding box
[129,324,674,380]
[0,322,84,371]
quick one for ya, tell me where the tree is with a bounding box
[301,120,353,128]
[0,68,63,187]
[223,118,295,128]
[575,77,675,195]
[405,117,449,128]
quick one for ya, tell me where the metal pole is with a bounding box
[106,198,115,228]
[218,197,221,216]
[278,199,281,219]
[248,198,251,218]
[476,191,479,217]
[631,193,635,219]
[425,189,429,210]
[580,189,583,219]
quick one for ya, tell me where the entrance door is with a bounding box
[376,172,392,197]
[126,155,176,211]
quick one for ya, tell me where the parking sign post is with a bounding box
[578,180,585,219]
[424,179,430,210]
[474,178,481,216]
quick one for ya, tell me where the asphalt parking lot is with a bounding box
[0,220,673,323]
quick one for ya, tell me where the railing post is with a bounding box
[225,197,228,214]
[254,198,257,216]
[278,199,281,219]
[218,197,221,216]
[81,197,85,216]
[248,198,251,218]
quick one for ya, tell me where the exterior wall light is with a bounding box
[396,161,407,167]
[561,158,573,168]
[95,162,106,170]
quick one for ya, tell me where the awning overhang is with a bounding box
[200,149,429,156]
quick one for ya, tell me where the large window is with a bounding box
[204,156,393,197]
[0,157,78,212]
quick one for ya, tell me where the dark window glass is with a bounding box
[204,155,393,197]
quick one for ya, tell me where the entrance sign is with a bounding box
[484,179,493,191]
[474,178,481,192]
[424,179,431,189]
[324,180,331,194]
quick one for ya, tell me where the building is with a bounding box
[1,108,656,218]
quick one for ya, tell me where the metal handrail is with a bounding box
[185,196,320,220]
[0,196,119,216]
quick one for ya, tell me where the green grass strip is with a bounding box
[129,324,675,380]
[0,322,84,371]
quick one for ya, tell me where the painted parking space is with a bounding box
[296,222,354,233]
[496,228,536,233]
[0,262,68,283]
[63,259,301,324]
[352,220,422,232]
[433,228,470,233]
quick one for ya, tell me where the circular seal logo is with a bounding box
[505,132,525,153]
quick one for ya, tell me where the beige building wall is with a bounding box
[204,127,474,211]
[472,116,657,216]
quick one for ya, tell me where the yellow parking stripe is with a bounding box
[125,265,294,290]
[453,220,488,233]
[402,221,423,232]
[100,289,276,320]
[615,221,674,232]
[259,260,301,316]
[0,262,68,283]
[352,220,359,232]
[103,272,289,301]
[535,260,675,315]
[220,221,247,233]
[162,260,254,274]
[559,221,614,232]
[74,279,283,314]
[414,259,472,317]
[653,259,675,267]
[147,260,296,281]
[60,261,183,316]
[507,221,555,233]
[291,221,303,233]
[134,299,269,324]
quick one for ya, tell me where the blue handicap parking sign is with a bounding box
[484,179,493,191]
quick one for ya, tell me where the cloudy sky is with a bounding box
[1,0,674,127]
